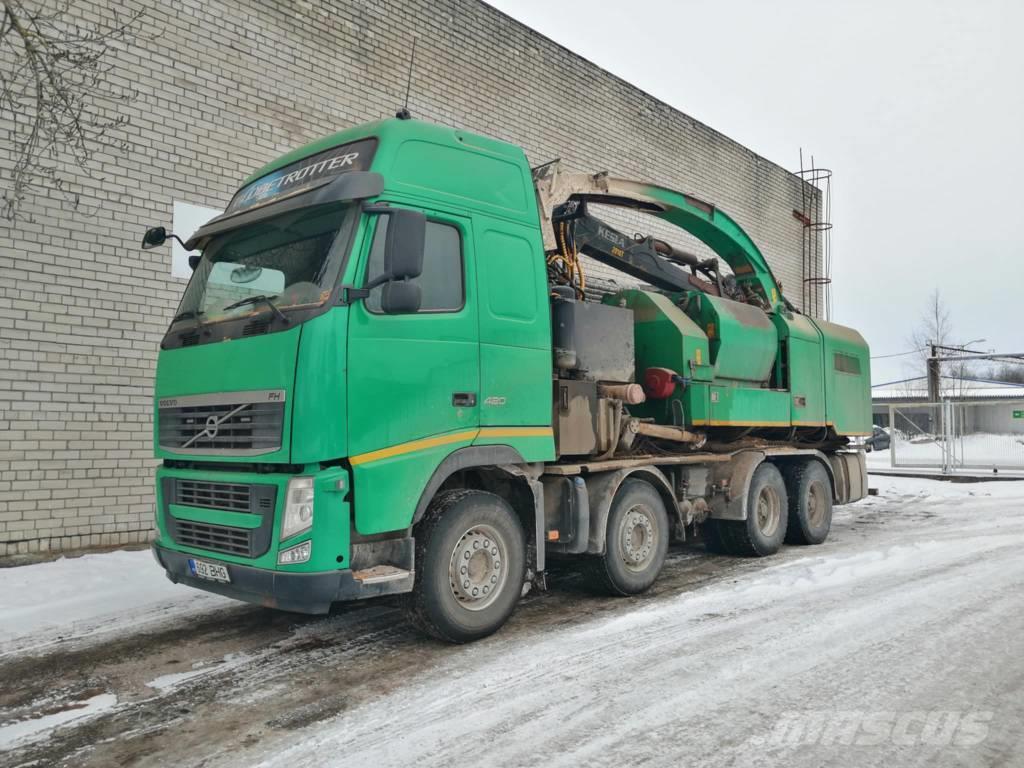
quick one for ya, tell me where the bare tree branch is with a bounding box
[0,0,144,220]
[906,289,975,396]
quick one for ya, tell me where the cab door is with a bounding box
[347,207,479,534]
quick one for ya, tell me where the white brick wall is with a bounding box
[0,0,821,556]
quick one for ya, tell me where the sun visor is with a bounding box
[183,170,384,251]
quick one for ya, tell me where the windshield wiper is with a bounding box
[222,294,290,324]
[173,309,204,323]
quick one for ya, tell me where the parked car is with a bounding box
[865,425,891,452]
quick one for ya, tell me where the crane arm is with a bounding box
[533,162,784,308]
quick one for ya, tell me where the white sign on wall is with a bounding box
[171,201,223,279]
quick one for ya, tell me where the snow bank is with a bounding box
[865,473,1024,499]
[0,549,230,654]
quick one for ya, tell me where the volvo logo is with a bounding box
[182,403,249,448]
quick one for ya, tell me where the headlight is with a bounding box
[278,540,311,565]
[281,476,314,540]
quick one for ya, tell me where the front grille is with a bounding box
[158,390,285,455]
[163,477,277,559]
[177,480,251,512]
[176,520,253,556]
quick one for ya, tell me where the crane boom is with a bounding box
[533,162,784,308]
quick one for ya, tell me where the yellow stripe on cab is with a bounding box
[349,426,553,467]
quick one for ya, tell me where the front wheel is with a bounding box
[589,479,670,595]
[404,490,526,643]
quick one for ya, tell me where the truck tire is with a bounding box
[404,489,526,643]
[589,479,670,595]
[784,460,833,545]
[718,462,788,557]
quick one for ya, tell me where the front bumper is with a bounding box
[152,543,412,614]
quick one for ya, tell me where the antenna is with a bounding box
[396,37,417,120]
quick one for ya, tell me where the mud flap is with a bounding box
[708,450,766,521]
[540,475,590,555]
[577,466,676,555]
[829,451,868,504]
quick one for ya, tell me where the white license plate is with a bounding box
[188,558,231,583]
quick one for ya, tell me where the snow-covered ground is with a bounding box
[1,475,1023,767]
[0,549,232,656]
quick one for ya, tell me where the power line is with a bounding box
[872,348,929,360]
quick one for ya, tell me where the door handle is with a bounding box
[452,392,477,407]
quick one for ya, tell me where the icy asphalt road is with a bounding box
[1,475,1023,767]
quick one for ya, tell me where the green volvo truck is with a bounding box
[144,117,870,642]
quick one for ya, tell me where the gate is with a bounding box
[878,399,1024,473]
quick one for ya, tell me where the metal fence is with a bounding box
[871,400,1024,473]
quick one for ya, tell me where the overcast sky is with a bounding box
[487,0,1024,384]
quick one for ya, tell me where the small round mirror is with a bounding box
[141,226,167,250]
[230,265,263,284]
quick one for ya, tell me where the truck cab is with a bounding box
[150,119,556,634]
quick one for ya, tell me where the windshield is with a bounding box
[171,202,352,328]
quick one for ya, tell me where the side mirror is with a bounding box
[188,255,201,271]
[347,207,427,308]
[383,209,425,280]
[142,226,168,249]
[380,281,422,314]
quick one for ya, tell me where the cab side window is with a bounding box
[365,217,464,313]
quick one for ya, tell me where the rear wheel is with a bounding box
[404,489,526,643]
[784,460,833,545]
[718,463,788,557]
[589,479,670,595]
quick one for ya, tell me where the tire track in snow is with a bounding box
[242,508,1024,767]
